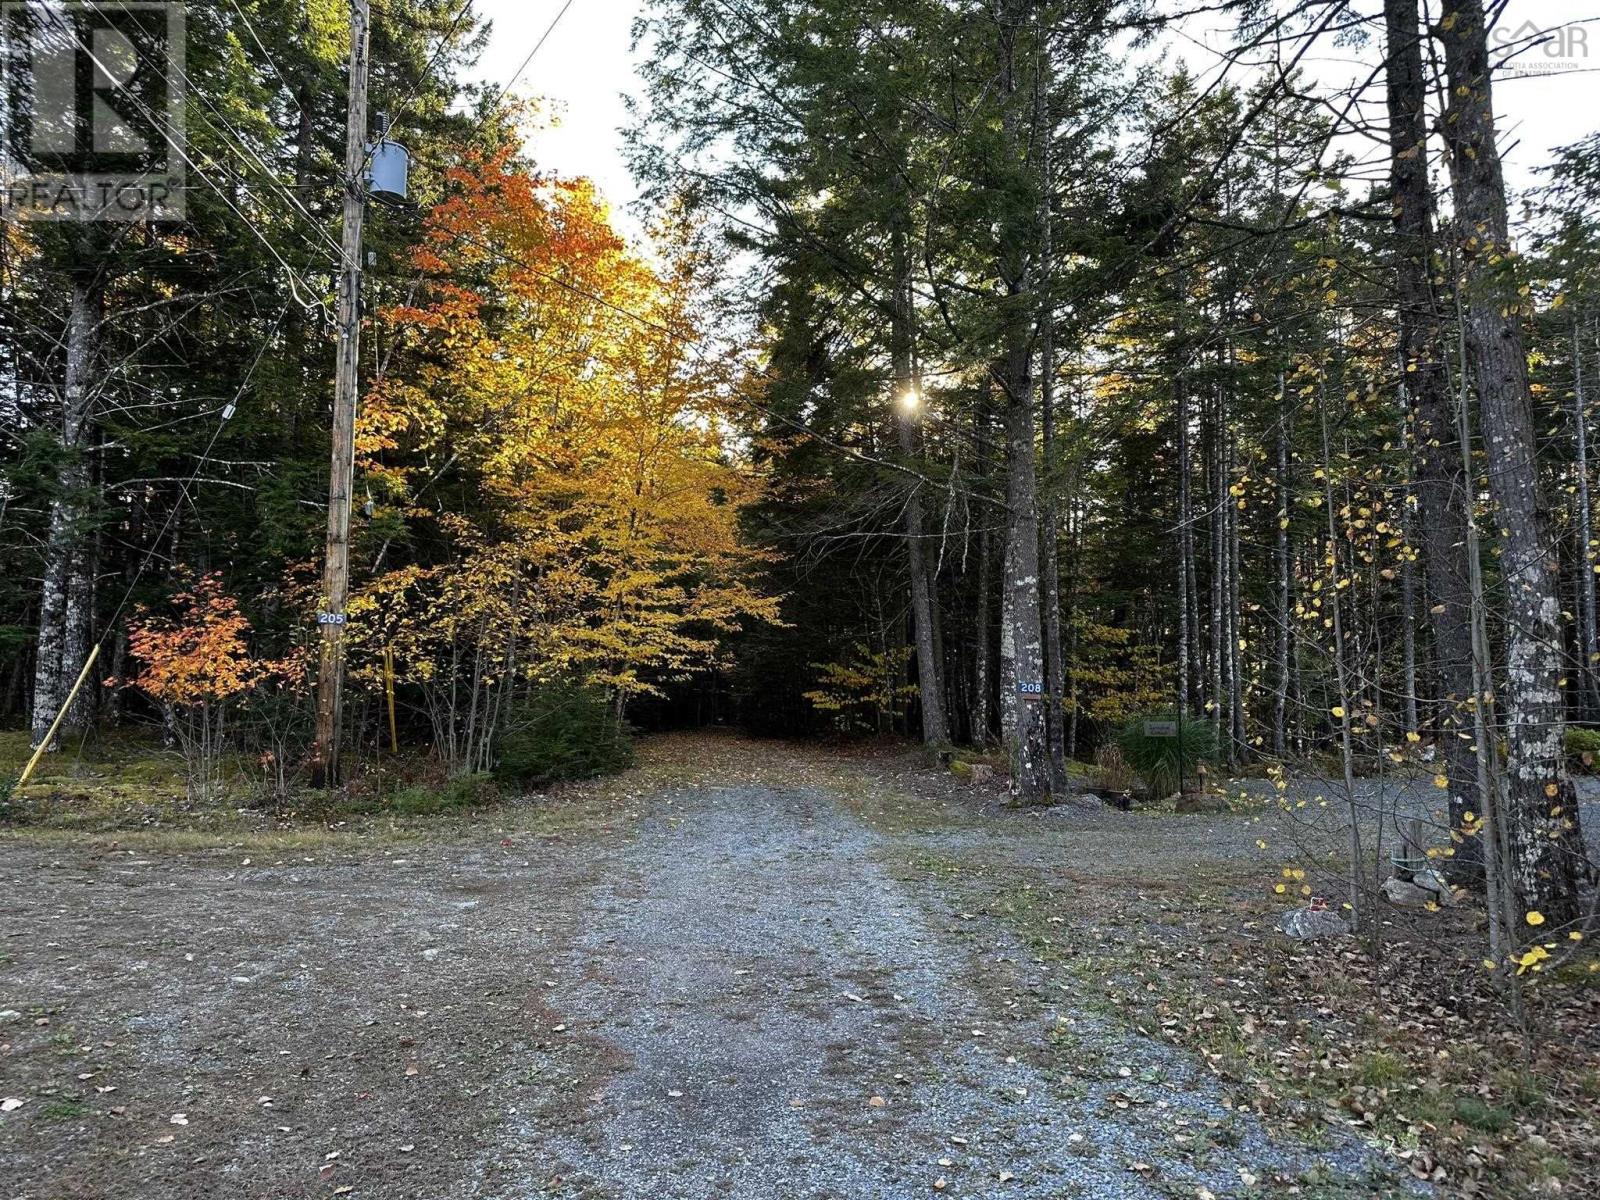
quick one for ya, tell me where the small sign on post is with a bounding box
[317,612,348,627]
[1017,680,1045,702]
[1143,719,1178,738]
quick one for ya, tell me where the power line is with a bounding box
[480,0,577,118]
[74,0,344,262]
[371,0,480,158]
[39,6,334,312]
[101,306,289,638]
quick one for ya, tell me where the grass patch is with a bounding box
[914,851,1600,1197]
[39,1100,90,1120]
[1453,1095,1514,1133]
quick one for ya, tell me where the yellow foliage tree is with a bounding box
[349,151,779,771]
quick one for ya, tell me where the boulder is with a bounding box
[1382,877,1436,908]
[1411,868,1448,894]
[1175,791,1228,814]
[1278,907,1350,940]
[1410,868,1464,906]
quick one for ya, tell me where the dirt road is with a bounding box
[0,738,1412,1198]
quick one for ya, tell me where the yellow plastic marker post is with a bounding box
[17,644,101,787]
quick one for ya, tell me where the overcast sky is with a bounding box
[467,0,1600,242]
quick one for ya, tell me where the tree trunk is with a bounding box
[1572,315,1600,719]
[1274,374,1292,757]
[1177,372,1193,717]
[1000,348,1050,802]
[892,226,950,747]
[1436,0,1587,920]
[1038,360,1067,785]
[1226,422,1245,755]
[973,419,994,746]
[993,6,1049,804]
[1386,0,1482,878]
[1209,389,1226,757]
[1322,397,1367,933]
[31,279,101,749]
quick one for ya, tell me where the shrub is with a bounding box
[1117,709,1217,799]
[121,573,293,803]
[1092,744,1136,795]
[387,773,498,815]
[493,679,633,788]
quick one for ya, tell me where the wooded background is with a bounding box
[3,0,1596,936]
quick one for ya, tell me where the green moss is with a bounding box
[1564,726,1600,771]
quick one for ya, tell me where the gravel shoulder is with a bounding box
[0,735,1419,1199]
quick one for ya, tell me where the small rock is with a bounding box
[0,1010,20,1024]
[1277,906,1350,940]
[968,764,995,786]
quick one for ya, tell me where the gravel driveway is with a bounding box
[1,739,1417,1199]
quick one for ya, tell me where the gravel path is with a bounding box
[1,742,1421,1199]
[479,777,1406,1199]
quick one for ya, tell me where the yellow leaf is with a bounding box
[1526,911,1546,927]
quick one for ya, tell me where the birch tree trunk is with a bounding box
[1385,0,1481,878]
[31,278,101,748]
[1436,0,1588,919]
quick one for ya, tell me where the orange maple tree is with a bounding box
[125,572,294,797]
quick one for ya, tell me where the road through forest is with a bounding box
[2,737,1417,1199]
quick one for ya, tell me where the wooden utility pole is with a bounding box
[311,0,371,787]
